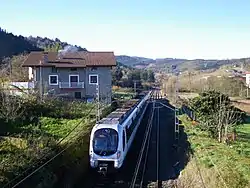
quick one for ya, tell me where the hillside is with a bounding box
[0,27,87,61]
[0,28,41,59]
[1,26,250,73]
[25,36,87,52]
[116,55,250,73]
[115,55,155,67]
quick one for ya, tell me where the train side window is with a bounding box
[123,130,126,151]
[126,128,129,141]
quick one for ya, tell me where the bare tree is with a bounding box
[0,85,24,123]
[190,91,244,143]
[210,95,242,143]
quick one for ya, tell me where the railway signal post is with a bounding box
[172,65,180,141]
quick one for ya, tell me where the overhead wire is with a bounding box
[3,104,96,188]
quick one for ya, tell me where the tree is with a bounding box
[111,66,123,86]
[9,54,29,81]
[141,70,148,81]
[0,86,24,123]
[115,67,123,81]
[0,29,41,59]
[44,42,62,52]
[189,90,245,142]
[148,70,155,82]
[130,70,141,81]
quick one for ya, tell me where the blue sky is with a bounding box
[1,0,250,59]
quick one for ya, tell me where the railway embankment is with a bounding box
[173,92,250,188]
[174,114,250,188]
[0,99,117,188]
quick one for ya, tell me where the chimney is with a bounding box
[44,52,48,63]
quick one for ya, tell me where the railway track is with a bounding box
[129,90,177,188]
[87,100,156,188]
[75,90,177,188]
[92,173,118,188]
[150,89,163,100]
[77,97,154,188]
[129,101,155,188]
[129,94,165,188]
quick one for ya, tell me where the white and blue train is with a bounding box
[89,91,152,174]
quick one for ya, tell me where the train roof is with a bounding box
[98,99,140,125]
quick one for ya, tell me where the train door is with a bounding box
[122,130,127,153]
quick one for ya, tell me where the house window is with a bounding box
[70,68,77,71]
[69,74,79,83]
[89,74,98,84]
[52,67,58,73]
[49,75,58,85]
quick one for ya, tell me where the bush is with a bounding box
[0,92,94,136]
[39,98,93,119]
[189,90,245,142]
[100,101,118,119]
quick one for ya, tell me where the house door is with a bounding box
[75,92,81,99]
[70,75,79,87]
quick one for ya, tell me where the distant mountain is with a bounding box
[116,55,250,73]
[115,55,155,67]
[0,28,41,59]
[1,27,250,73]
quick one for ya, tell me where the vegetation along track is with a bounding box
[75,90,181,188]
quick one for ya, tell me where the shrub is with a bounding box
[0,92,95,136]
[189,90,245,142]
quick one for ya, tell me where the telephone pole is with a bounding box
[39,61,43,101]
[247,84,249,98]
[96,83,100,122]
[134,81,136,93]
[172,65,179,140]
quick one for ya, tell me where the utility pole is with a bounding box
[96,83,100,122]
[175,72,180,140]
[134,80,137,94]
[247,84,249,98]
[172,65,179,141]
[9,59,12,81]
[188,71,191,92]
[39,61,43,101]
[240,83,243,97]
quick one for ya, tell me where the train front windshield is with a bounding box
[93,128,118,156]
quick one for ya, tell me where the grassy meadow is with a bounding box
[177,114,250,188]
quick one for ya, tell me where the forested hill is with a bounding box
[0,28,41,59]
[2,26,250,73]
[116,55,250,72]
[25,36,87,52]
[0,27,87,60]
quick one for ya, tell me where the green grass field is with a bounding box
[0,100,118,187]
[178,115,250,188]
[0,117,89,184]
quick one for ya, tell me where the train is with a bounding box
[89,91,152,174]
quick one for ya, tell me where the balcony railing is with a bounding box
[59,82,84,88]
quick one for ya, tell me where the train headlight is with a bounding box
[117,151,121,159]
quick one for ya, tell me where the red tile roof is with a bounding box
[22,51,116,67]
